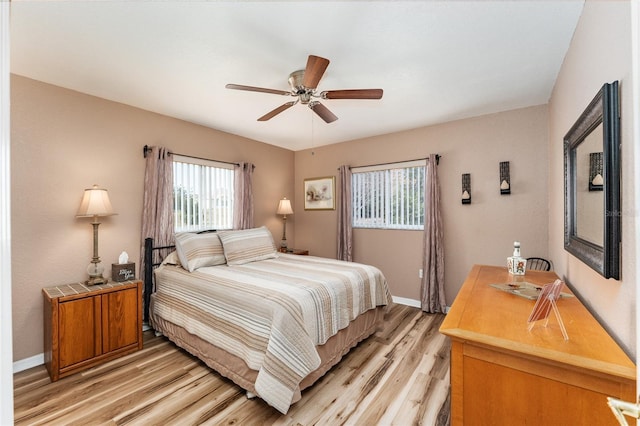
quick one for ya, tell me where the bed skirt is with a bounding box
[149,295,386,407]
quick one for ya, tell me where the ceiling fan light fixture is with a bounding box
[288,70,314,104]
[288,70,306,93]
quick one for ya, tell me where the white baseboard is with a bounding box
[13,353,44,374]
[391,296,451,314]
[392,296,421,308]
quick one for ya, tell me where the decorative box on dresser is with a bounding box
[440,264,635,426]
[43,280,143,382]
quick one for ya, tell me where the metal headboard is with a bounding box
[143,237,175,323]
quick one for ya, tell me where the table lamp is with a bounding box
[76,185,116,285]
[276,198,293,251]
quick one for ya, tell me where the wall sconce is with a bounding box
[276,197,293,251]
[462,173,471,204]
[76,185,117,285]
[499,161,511,195]
[589,152,604,191]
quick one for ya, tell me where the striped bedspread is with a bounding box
[151,253,392,414]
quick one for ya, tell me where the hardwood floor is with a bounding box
[14,304,451,425]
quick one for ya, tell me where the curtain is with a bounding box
[233,162,255,230]
[139,145,174,293]
[337,165,353,261]
[421,154,446,313]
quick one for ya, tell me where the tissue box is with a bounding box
[112,263,136,282]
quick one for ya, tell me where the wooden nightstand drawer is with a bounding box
[43,280,143,381]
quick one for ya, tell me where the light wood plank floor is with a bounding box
[14,304,450,425]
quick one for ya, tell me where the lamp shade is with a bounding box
[76,185,116,217]
[276,198,293,215]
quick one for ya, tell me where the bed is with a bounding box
[143,226,392,414]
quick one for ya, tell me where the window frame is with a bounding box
[351,159,426,231]
[172,155,235,232]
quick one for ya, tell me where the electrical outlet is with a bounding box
[418,269,423,279]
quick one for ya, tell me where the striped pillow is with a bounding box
[218,226,277,266]
[174,232,226,272]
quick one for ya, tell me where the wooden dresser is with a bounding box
[43,280,143,381]
[440,264,635,425]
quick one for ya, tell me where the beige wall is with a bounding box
[294,104,549,304]
[10,75,294,361]
[548,0,636,357]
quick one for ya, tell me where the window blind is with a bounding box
[352,160,426,230]
[173,155,234,232]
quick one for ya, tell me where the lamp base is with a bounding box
[86,276,108,286]
[86,260,107,286]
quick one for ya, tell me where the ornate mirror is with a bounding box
[564,81,620,279]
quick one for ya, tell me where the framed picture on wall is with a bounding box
[304,176,335,210]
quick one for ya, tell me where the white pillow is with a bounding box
[162,251,180,266]
[174,232,226,272]
[217,226,277,266]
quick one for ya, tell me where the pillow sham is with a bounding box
[174,232,226,272]
[217,226,278,266]
[162,250,180,266]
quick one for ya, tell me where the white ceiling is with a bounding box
[10,1,584,151]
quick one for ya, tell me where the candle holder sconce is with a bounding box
[500,161,511,195]
[589,152,604,191]
[462,173,471,204]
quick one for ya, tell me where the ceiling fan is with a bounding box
[225,55,383,123]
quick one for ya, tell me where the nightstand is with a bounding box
[42,280,143,381]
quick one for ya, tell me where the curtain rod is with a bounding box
[339,155,440,170]
[143,145,242,167]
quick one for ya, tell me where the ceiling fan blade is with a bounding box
[309,102,338,123]
[303,55,330,89]
[226,84,291,96]
[257,101,297,121]
[322,89,384,100]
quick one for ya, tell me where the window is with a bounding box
[352,160,426,230]
[173,155,234,232]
